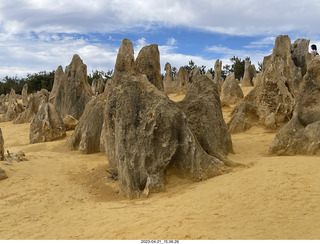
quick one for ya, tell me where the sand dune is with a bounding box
[1,89,320,240]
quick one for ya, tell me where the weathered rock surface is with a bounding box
[13,89,49,124]
[103,73,228,198]
[63,115,78,131]
[229,35,301,130]
[220,73,244,106]
[227,101,259,134]
[176,75,234,161]
[67,97,105,153]
[102,39,232,198]
[269,56,320,155]
[189,67,201,83]
[114,38,135,75]
[136,44,163,91]
[29,102,66,144]
[51,55,93,120]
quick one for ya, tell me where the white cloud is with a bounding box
[1,0,320,36]
[0,33,118,77]
[1,0,320,78]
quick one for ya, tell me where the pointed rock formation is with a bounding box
[228,35,302,130]
[242,60,256,87]
[51,55,93,120]
[101,39,233,198]
[174,66,189,87]
[114,38,136,76]
[163,62,181,93]
[176,75,234,162]
[21,84,28,105]
[220,73,244,106]
[29,102,66,144]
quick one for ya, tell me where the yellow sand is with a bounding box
[0,87,320,240]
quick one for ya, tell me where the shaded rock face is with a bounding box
[49,65,64,103]
[269,56,320,155]
[52,55,93,120]
[230,35,301,130]
[67,97,105,154]
[29,102,66,144]
[136,44,163,91]
[220,73,244,106]
[63,115,78,131]
[0,128,4,161]
[91,76,105,95]
[176,75,234,161]
[13,89,49,124]
[103,73,227,198]
[291,38,312,77]
[227,101,259,134]
[242,60,256,87]
[0,89,25,122]
[0,167,7,181]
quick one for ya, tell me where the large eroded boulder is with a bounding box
[269,56,320,155]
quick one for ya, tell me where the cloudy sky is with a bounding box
[0,0,320,78]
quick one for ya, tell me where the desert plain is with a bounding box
[0,87,320,240]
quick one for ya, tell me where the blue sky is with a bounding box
[0,0,320,77]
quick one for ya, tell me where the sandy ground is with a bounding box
[0,87,320,240]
